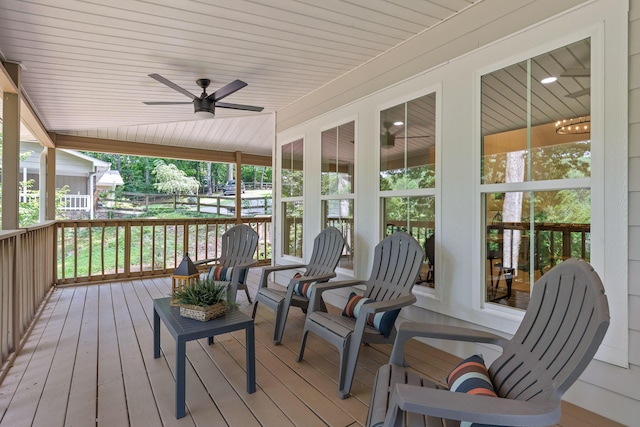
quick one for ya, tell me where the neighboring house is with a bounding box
[18,140,120,218]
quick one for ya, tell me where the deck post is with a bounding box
[1,62,22,230]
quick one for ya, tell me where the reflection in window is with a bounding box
[380,93,436,191]
[480,38,591,310]
[282,139,304,198]
[321,121,355,270]
[281,138,304,257]
[485,190,590,305]
[379,92,437,287]
[481,39,591,185]
[283,201,303,258]
[321,122,354,195]
[322,199,354,269]
[382,196,435,287]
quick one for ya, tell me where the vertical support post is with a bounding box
[235,151,242,224]
[45,145,56,221]
[2,62,22,230]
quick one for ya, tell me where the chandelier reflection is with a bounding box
[555,115,590,135]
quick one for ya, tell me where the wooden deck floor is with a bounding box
[0,270,622,427]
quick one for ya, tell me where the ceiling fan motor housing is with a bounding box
[194,97,215,114]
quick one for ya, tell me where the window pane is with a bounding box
[322,199,354,270]
[382,196,435,287]
[481,39,591,184]
[281,138,304,198]
[485,189,590,309]
[321,121,355,195]
[380,92,436,191]
[282,201,303,257]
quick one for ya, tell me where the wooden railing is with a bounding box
[487,222,590,273]
[56,217,272,285]
[0,222,56,380]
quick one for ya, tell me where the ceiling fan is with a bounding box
[559,68,590,98]
[143,73,264,118]
[380,121,430,149]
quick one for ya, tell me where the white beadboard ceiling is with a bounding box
[0,0,481,159]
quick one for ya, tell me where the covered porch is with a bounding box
[0,270,621,427]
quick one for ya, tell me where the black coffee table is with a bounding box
[153,297,256,418]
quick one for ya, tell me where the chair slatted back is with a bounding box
[365,232,425,302]
[304,227,345,277]
[490,258,609,403]
[220,224,259,267]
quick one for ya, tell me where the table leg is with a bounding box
[246,322,256,393]
[505,268,514,299]
[176,338,186,418]
[153,307,160,359]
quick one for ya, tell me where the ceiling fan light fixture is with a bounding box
[195,110,215,119]
[194,98,215,118]
[380,133,395,149]
[555,115,590,134]
[541,76,557,84]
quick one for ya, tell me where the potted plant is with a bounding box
[172,278,232,321]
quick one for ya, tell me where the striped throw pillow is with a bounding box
[291,273,314,297]
[446,354,499,427]
[341,292,400,338]
[208,265,247,284]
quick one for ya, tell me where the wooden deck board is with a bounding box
[65,285,99,426]
[0,269,625,427]
[111,282,163,427]
[97,284,129,426]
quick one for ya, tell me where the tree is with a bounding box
[152,159,199,196]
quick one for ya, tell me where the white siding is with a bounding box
[626,0,640,415]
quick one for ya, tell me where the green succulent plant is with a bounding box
[172,278,229,307]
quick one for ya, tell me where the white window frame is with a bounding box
[471,4,628,367]
[319,117,357,273]
[377,85,442,300]
[277,136,305,262]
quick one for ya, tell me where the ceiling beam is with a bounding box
[0,60,18,93]
[21,92,55,148]
[1,60,55,147]
[53,134,272,167]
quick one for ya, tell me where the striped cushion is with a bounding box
[208,265,247,284]
[446,354,499,427]
[341,292,400,338]
[291,273,314,297]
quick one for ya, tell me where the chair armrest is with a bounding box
[257,263,308,289]
[289,272,337,286]
[307,279,365,312]
[390,322,508,365]
[230,260,258,271]
[359,294,417,314]
[193,257,220,266]
[386,383,561,427]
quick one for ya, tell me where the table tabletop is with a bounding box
[153,297,253,340]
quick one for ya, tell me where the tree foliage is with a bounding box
[152,160,199,195]
[82,152,272,194]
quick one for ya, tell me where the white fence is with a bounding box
[20,194,91,212]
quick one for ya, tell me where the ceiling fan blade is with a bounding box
[143,101,193,105]
[209,80,248,102]
[215,102,264,112]
[565,88,590,98]
[560,68,590,77]
[148,73,197,100]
